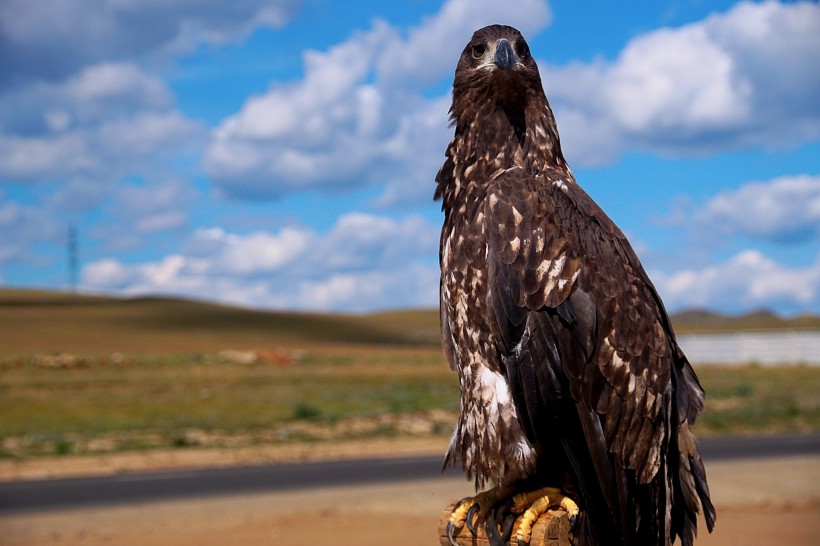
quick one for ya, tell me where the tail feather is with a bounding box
[675,422,716,546]
[689,438,716,533]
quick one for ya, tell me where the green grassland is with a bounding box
[1,289,818,459]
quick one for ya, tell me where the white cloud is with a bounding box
[317,213,439,269]
[605,26,750,134]
[696,174,820,243]
[83,258,138,288]
[0,1,301,263]
[652,249,820,314]
[206,1,820,201]
[64,63,173,111]
[0,63,202,184]
[204,22,401,195]
[0,62,175,137]
[191,226,314,275]
[0,0,300,87]
[204,0,553,199]
[544,0,820,165]
[81,212,440,311]
[376,0,551,85]
[0,62,204,222]
[293,264,439,311]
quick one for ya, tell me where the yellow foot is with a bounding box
[446,485,514,546]
[511,487,580,546]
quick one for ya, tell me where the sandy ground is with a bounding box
[1,453,819,546]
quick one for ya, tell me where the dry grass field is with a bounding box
[1,289,819,461]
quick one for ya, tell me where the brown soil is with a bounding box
[1,449,818,546]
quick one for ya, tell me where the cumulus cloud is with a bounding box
[292,264,439,311]
[695,174,820,244]
[0,1,301,273]
[205,21,406,196]
[376,0,551,85]
[186,226,313,275]
[204,0,553,199]
[206,0,820,201]
[82,212,440,311]
[0,63,203,187]
[652,249,820,314]
[543,0,820,165]
[0,63,174,135]
[0,0,300,88]
[0,63,204,272]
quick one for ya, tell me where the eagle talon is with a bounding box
[445,521,458,546]
[447,486,514,544]
[446,496,475,543]
[560,495,580,528]
[465,502,481,536]
[500,507,516,543]
[484,510,505,546]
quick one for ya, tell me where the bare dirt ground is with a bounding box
[1,447,818,546]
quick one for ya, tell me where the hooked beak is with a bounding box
[494,38,515,78]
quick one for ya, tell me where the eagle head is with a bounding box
[451,25,545,122]
[435,24,564,187]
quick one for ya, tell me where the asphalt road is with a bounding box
[1,434,818,515]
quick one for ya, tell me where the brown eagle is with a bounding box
[435,25,716,546]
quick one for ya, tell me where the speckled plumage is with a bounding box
[436,25,715,546]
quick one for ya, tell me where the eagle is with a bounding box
[435,25,716,546]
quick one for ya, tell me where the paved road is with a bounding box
[2,434,818,515]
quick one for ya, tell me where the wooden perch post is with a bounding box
[438,501,573,546]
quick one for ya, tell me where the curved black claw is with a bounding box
[500,510,516,543]
[446,521,458,546]
[489,499,515,544]
[465,503,481,537]
[485,510,505,546]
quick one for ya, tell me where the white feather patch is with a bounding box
[478,367,511,406]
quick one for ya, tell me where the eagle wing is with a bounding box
[483,166,714,542]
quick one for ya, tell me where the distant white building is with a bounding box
[677,331,820,366]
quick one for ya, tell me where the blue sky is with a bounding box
[1,0,818,314]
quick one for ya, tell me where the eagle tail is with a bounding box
[670,353,716,546]
[673,422,716,546]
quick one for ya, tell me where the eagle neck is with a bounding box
[437,92,566,212]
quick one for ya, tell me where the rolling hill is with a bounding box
[0,288,817,356]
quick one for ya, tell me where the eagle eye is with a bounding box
[471,43,486,59]
[515,41,530,60]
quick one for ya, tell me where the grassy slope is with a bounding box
[0,291,440,357]
[1,289,817,358]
